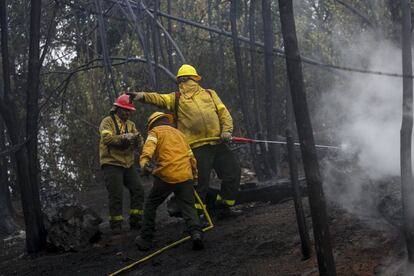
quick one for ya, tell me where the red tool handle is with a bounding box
[231,136,254,143]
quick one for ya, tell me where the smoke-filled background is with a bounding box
[315,33,406,225]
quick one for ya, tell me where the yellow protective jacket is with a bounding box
[140,125,197,184]
[99,113,141,168]
[141,80,233,148]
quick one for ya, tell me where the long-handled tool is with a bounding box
[189,136,341,150]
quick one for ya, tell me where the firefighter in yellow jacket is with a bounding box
[135,112,203,251]
[99,94,145,234]
[128,64,241,218]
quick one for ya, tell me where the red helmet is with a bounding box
[113,94,136,111]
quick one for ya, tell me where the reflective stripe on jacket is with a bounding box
[99,114,140,168]
[139,125,197,184]
[142,80,233,148]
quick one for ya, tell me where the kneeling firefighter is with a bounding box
[135,112,203,251]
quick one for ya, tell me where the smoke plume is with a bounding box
[316,33,406,226]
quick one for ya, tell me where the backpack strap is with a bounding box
[110,113,128,134]
[205,89,218,113]
[174,91,180,128]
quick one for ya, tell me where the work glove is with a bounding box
[120,133,136,141]
[134,133,144,147]
[141,163,154,177]
[124,133,143,147]
[220,132,233,143]
[126,92,145,102]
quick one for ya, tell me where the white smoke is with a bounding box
[315,34,408,225]
[320,36,403,179]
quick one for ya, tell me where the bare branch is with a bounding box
[140,1,186,64]
[335,0,375,28]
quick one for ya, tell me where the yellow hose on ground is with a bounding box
[108,190,214,276]
[188,137,220,147]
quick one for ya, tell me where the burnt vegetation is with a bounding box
[1,0,414,275]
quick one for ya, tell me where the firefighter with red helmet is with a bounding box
[99,94,145,234]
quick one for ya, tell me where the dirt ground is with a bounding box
[0,180,405,276]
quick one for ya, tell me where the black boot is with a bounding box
[190,231,204,251]
[215,205,243,220]
[129,214,143,231]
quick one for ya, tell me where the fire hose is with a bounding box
[189,136,342,150]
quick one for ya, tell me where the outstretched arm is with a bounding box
[127,91,176,112]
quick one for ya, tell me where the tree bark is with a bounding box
[262,0,279,174]
[24,0,47,253]
[166,0,174,71]
[0,121,17,237]
[123,0,156,89]
[216,0,225,91]
[400,0,414,262]
[278,0,336,274]
[94,0,118,102]
[230,0,262,178]
[286,89,311,258]
[151,0,160,91]
[248,0,271,180]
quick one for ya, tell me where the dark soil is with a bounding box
[0,182,403,276]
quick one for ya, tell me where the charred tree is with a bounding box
[151,0,160,90]
[0,0,46,253]
[24,0,47,253]
[286,86,311,259]
[262,0,279,175]
[123,0,156,89]
[208,0,216,80]
[166,0,174,71]
[216,0,226,91]
[230,0,262,178]
[400,0,414,262]
[94,0,118,102]
[278,0,336,275]
[0,122,17,237]
[249,0,273,180]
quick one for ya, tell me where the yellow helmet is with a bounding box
[176,64,202,81]
[146,112,174,131]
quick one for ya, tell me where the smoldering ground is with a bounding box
[315,32,406,215]
[315,33,414,274]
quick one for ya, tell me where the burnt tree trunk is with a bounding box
[124,0,156,89]
[24,0,47,253]
[286,87,311,259]
[278,0,336,274]
[0,121,17,237]
[151,0,160,91]
[0,0,46,253]
[166,0,174,72]
[94,0,117,102]
[216,0,225,91]
[400,0,414,262]
[249,0,272,180]
[230,0,262,178]
[208,0,216,80]
[262,0,279,175]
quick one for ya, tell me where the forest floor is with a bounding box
[0,178,407,276]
